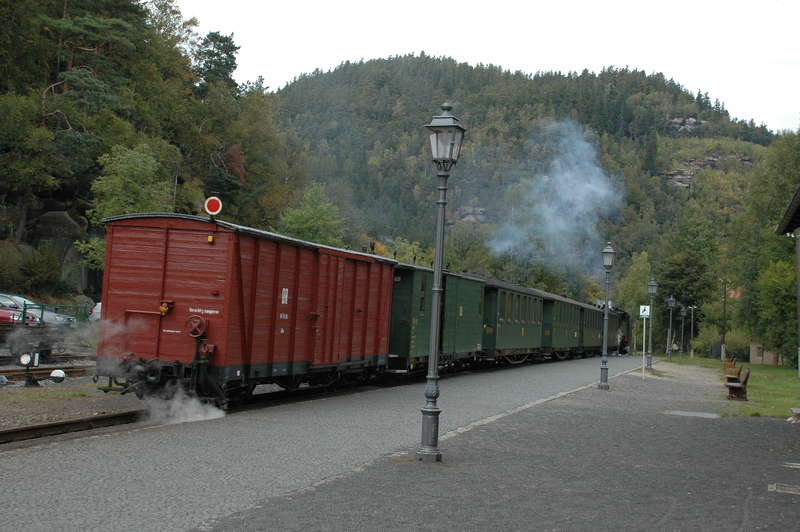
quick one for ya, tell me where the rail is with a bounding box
[0,409,145,444]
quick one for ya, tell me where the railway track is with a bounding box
[0,409,145,444]
[0,365,94,382]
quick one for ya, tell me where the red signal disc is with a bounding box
[204,196,222,215]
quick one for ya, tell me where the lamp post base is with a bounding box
[646,354,653,369]
[417,405,442,462]
[599,365,610,390]
[416,448,443,462]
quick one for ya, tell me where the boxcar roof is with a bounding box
[103,213,398,265]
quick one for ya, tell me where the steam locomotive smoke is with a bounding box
[489,120,621,272]
[145,385,225,425]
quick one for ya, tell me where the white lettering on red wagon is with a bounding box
[189,308,220,315]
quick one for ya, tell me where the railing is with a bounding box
[19,303,93,324]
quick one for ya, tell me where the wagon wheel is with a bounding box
[554,352,568,361]
[186,315,207,338]
[503,353,529,365]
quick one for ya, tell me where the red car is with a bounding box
[0,308,39,326]
[0,308,39,344]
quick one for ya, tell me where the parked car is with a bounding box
[88,302,101,322]
[0,294,76,326]
[0,308,41,344]
[0,308,40,326]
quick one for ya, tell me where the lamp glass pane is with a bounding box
[450,129,464,161]
[429,133,440,159]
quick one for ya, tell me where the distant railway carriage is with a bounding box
[542,296,582,358]
[581,307,604,352]
[482,280,544,363]
[95,214,630,403]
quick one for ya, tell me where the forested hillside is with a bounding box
[1,1,797,363]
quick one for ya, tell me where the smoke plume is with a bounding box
[144,384,225,425]
[489,120,622,273]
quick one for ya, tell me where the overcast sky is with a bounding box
[177,0,799,133]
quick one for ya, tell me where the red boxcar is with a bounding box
[96,214,395,404]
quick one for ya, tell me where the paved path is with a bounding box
[0,356,642,531]
[208,361,800,531]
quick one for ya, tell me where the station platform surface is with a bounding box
[206,362,800,531]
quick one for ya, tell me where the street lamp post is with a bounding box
[647,280,657,369]
[417,103,465,463]
[599,242,615,391]
[679,306,687,355]
[666,295,676,362]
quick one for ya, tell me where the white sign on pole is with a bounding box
[640,305,650,318]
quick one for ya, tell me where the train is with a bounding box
[95,214,629,406]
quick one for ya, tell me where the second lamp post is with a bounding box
[417,103,465,463]
[599,242,615,390]
[666,295,676,362]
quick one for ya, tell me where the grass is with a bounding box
[657,354,800,418]
[0,383,95,406]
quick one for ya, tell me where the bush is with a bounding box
[17,246,73,296]
[691,325,719,357]
[691,324,750,358]
[0,240,24,291]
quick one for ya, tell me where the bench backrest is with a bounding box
[725,366,741,377]
[740,368,750,386]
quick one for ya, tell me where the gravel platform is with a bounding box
[206,362,800,531]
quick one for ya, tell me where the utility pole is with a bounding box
[719,278,730,359]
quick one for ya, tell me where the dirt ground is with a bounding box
[0,371,143,431]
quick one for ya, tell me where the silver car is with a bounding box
[0,294,76,326]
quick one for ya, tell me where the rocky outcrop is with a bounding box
[661,154,755,188]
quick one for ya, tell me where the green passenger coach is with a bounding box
[387,265,484,373]
[542,296,581,358]
[482,280,544,362]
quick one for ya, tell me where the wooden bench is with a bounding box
[725,368,750,400]
[724,357,737,369]
[725,366,742,383]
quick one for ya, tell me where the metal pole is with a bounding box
[417,169,448,462]
[599,270,610,390]
[690,306,695,358]
[721,280,727,359]
[642,316,646,379]
[647,294,654,369]
[667,306,673,362]
[795,230,800,376]
[680,313,685,355]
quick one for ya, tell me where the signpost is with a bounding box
[640,305,650,379]
[204,196,223,216]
